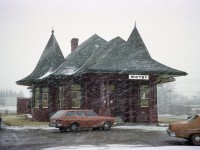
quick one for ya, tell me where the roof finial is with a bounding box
[51,27,54,34]
[134,21,136,28]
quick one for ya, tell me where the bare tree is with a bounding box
[157,83,175,114]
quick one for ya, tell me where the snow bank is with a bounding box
[42,145,199,150]
[4,124,167,132]
[158,114,189,119]
[4,125,56,131]
[113,125,167,132]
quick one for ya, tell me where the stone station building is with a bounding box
[16,25,187,123]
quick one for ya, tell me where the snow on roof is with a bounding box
[85,29,187,77]
[16,25,187,86]
[51,34,107,77]
[16,31,65,86]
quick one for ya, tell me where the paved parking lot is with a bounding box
[0,126,189,150]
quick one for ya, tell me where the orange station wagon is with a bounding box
[49,110,115,132]
[167,114,200,145]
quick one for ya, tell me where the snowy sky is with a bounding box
[0,0,200,97]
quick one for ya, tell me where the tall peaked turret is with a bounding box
[127,25,151,59]
[16,30,65,86]
[127,24,146,49]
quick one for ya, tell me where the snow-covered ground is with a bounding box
[114,124,168,132]
[4,124,168,132]
[3,124,199,149]
[42,145,199,150]
[158,114,189,119]
[4,125,56,131]
[0,106,16,113]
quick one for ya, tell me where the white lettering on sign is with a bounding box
[129,75,149,80]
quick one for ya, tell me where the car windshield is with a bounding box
[51,110,65,117]
[187,115,199,122]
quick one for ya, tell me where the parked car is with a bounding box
[167,114,200,145]
[49,109,115,132]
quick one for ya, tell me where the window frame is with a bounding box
[34,88,40,108]
[42,88,48,108]
[70,84,81,108]
[140,85,150,107]
[59,86,64,108]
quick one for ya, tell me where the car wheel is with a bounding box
[70,123,79,132]
[190,134,200,145]
[59,127,67,132]
[102,122,110,131]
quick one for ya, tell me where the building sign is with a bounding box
[129,75,149,80]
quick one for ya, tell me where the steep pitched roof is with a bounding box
[50,34,107,77]
[127,26,151,59]
[84,26,187,79]
[72,36,126,76]
[16,25,187,85]
[16,30,65,86]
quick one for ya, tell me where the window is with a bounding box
[59,87,64,108]
[71,84,81,108]
[140,85,150,107]
[66,111,85,116]
[78,111,85,116]
[42,88,48,108]
[108,84,114,93]
[108,84,114,104]
[85,110,98,116]
[35,88,40,108]
[66,111,74,116]
[71,85,81,91]
[52,110,65,117]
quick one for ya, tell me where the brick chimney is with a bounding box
[71,38,79,51]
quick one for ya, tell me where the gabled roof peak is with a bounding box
[108,36,126,44]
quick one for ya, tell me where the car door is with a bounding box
[85,110,101,127]
[77,111,87,127]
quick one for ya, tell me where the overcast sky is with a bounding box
[0,0,200,97]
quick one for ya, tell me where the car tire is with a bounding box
[70,123,79,132]
[190,134,200,145]
[102,122,110,131]
[59,127,67,132]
